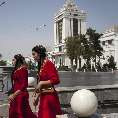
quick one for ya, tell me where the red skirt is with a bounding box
[38,92,62,118]
[9,91,37,118]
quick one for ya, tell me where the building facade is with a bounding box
[100,25,118,68]
[52,0,87,68]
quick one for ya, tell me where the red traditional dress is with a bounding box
[38,59,62,118]
[9,66,37,118]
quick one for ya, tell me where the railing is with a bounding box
[0,73,11,92]
[1,72,118,117]
[0,73,10,117]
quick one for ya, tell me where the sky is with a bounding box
[0,0,118,60]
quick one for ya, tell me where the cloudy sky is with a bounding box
[0,0,118,60]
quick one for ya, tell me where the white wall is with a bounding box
[100,32,118,68]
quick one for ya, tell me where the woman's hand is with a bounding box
[8,94,16,103]
[8,90,21,103]
[36,81,43,91]
[33,82,42,97]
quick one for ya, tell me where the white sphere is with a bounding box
[70,89,98,117]
[28,77,36,86]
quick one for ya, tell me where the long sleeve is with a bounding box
[17,68,28,91]
[46,61,60,85]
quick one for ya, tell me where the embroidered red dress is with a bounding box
[9,66,37,118]
[38,59,62,118]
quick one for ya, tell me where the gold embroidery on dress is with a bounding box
[39,58,47,75]
[14,65,27,74]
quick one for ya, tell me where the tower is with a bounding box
[53,0,87,67]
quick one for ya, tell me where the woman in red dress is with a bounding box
[32,45,62,118]
[9,54,37,118]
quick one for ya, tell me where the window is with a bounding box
[58,19,63,44]
[73,18,78,36]
[59,46,62,52]
[102,41,105,45]
[74,14,78,16]
[108,39,113,45]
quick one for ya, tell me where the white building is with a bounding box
[100,25,118,68]
[52,0,87,68]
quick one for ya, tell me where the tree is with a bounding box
[96,61,102,72]
[80,34,92,71]
[74,35,84,70]
[65,28,103,72]
[102,56,117,71]
[102,63,109,72]
[86,28,103,69]
[76,35,85,70]
[65,36,82,70]
[65,37,75,69]
[107,55,116,70]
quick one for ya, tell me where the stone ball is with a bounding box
[70,89,98,117]
[28,77,37,87]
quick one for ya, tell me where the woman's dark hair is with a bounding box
[14,54,25,70]
[32,45,47,71]
[8,54,25,96]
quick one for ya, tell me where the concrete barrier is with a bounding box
[58,72,118,87]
